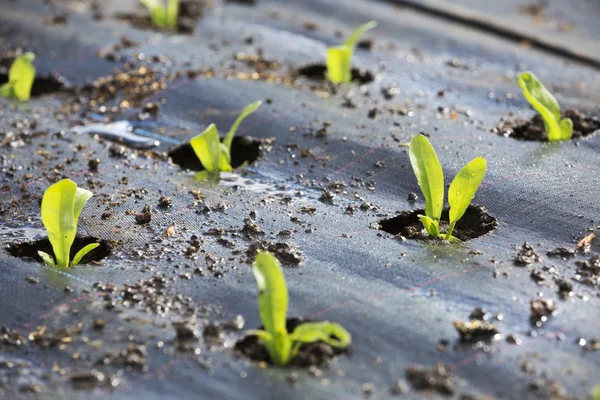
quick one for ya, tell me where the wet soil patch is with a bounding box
[296,63,375,85]
[496,109,600,141]
[115,0,205,34]
[168,136,273,171]
[234,318,348,367]
[0,60,69,98]
[378,205,497,242]
[6,236,113,265]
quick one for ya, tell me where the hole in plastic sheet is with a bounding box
[296,63,375,85]
[496,109,600,141]
[0,60,68,98]
[378,205,498,242]
[115,0,205,34]
[168,136,272,172]
[6,236,114,265]
[234,318,349,367]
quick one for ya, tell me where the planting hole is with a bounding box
[116,0,205,34]
[296,63,374,85]
[6,236,113,266]
[168,136,272,171]
[235,318,349,367]
[0,59,68,98]
[496,109,600,141]
[378,205,497,242]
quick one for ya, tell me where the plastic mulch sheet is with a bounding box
[0,0,599,399]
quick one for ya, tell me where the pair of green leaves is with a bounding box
[517,72,573,142]
[190,100,261,181]
[38,179,99,268]
[140,0,179,29]
[248,252,351,366]
[326,21,377,84]
[0,52,36,102]
[409,134,486,242]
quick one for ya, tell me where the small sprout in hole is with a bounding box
[38,179,99,268]
[517,72,573,142]
[190,100,261,181]
[0,52,36,101]
[409,134,486,243]
[140,0,179,29]
[245,252,351,366]
[326,21,377,84]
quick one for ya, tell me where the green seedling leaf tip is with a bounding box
[326,21,377,84]
[409,135,486,242]
[40,179,98,268]
[0,52,36,102]
[516,71,572,141]
[189,101,261,180]
[248,251,351,366]
[140,0,179,29]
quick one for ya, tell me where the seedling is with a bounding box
[409,134,486,242]
[517,72,573,141]
[140,0,179,29]
[326,21,377,84]
[0,52,36,101]
[38,179,99,268]
[190,100,261,181]
[246,252,351,366]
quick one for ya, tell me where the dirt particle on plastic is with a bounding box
[514,242,541,266]
[405,363,455,396]
[135,205,152,224]
[453,319,499,342]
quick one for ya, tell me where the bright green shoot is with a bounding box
[0,52,36,102]
[326,21,377,84]
[517,72,573,142]
[247,252,351,366]
[409,134,486,242]
[140,0,179,29]
[190,100,261,181]
[38,179,99,268]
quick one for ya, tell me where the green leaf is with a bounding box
[343,21,377,50]
[190,124,230,173]
[517,72,572,141]
[290,321,351,348]
[252,252,288,337]
[166,0,179,28]
[447,157,486,240]
[326,21,376,84]
[40,179,93,268]
[326,46,352,84]
[140,0,167,27]
[222,101,262,153]
[409,134,444,226]
[0,52,36,102]
[418,214,439,237]
[37,251,55,267]
[591,384,600,400]
[71,243,100,266]
[252,252,292,365]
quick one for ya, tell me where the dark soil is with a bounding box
[246,241,303,267]
[6,236,114,265]
[405,363,456,396]
[295,63,375,85]
[0,59,69,97]
[234,318,348,367]
[115,0,206,34]
[168,136,273,171]
[496,109,600,141]
[453,319,499,342]
[378,205,498,242]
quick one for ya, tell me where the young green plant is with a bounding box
[409,134,486,242]
[517,71,573,141]
[140,0,179,29]
[189,100,261,181]
[326,21,377,84]
[0,52,36,102]
[38,179,99,268]
[246,252,351,366]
